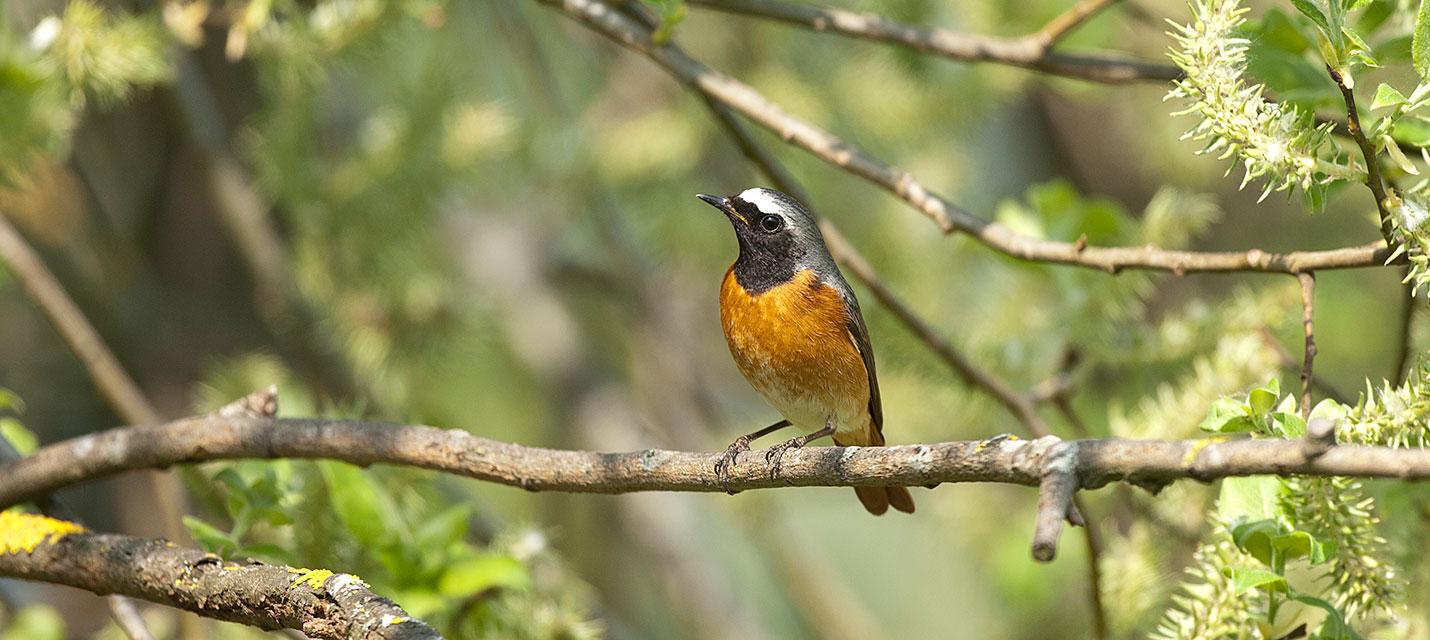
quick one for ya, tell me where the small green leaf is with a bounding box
[1249,386,1278,417]
[1221,479,1283,523]
[414,504,472,549]
[318,461,402,548]
[1371,83,1408,110]
[437,554,531,597]
[0,418,38,456]
[1230,518,1284,565]
[183,515,237,555]
[1225,565,1288,593]
[1415,0,1430,78]
[1291,0,1332,34]
[1199,397,1252,432]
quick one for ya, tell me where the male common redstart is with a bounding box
[697,188,915,515]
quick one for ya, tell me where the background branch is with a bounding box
[687,0,1177,84]
[541,0,1396,274]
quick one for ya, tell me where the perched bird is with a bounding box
[697,187,915,515]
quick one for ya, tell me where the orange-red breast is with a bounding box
[697,188,914,515]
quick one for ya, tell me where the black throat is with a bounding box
[731,233,802,294]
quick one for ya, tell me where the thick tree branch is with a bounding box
[539,0,1396,274]
[3,416,1429,509]
[0,512,439,639]
[687,0,1177,84]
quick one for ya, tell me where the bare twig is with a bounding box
[1034,0,1121,47]
[0,512,439,639]
[1297,273,1317,420]
[539,0,1396,274]
[1073,494,1108,640]
[4,417,1430,509]
[1329,67,1396,244]
[1393,270,1418,385]
[687,0,1176,84]
[0,215,187,527]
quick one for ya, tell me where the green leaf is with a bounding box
[1221,479,1284,523]
[1199,397,1252,432]
[1249,386,1279,417]
[1231,518,1283,565]
[1225,565,1288,593]
[437,554,531,597]
[1291,0,1332,34]
[0,418,38,456]
[318,461,402,548]
[1273,412,1307,438]
[183,515,237,555]
[1371,83,1408,110]
[1415,0,1430,78]
[415,504,472,550]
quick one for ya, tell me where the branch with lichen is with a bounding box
[0,510,440,639]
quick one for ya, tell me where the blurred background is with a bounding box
[0,0,1424,637]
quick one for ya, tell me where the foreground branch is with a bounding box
[0,511,438,639]
[540,0,1396,274]
[688,0,1178,84]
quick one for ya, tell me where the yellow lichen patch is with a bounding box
[380,615,408,625]
[288,567,334,590]
[1182,436,1229,465]
[0,509,85,554]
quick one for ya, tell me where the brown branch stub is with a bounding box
[0,511,440,639]
[1029,438,1080,562]
[539,0,1397,274]
[687,0,1176,84]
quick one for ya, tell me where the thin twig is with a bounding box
[1297,272,1317,420]
[687,0,1176,84]
[1393,269,1418,385]
[0,215,187,521]
[538,0,1397,274]
[4,418,1430,508]
[0,512,440,639]
[1072,495,1108,640]
[1034,0,1122,48]
[1329,66,1396,244]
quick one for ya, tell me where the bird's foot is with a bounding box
[714,435,752,494]
[764,423,835,479]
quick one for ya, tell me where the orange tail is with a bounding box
[836,427,915,516]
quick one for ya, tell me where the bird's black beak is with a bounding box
[696,193,746,224]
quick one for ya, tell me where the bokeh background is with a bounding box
[0,0,1424,637]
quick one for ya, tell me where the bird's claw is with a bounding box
[714,436,752,494]
[764,438,797,479]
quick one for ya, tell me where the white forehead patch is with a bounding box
[738,188,784,215]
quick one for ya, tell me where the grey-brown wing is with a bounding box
[844,300,883,431]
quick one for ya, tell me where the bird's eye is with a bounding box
[759,214,783,232]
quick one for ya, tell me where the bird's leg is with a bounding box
[765,419,836,479]
[715,419,792,494]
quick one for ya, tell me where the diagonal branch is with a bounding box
[0,511,439,640]
[687,0,1177,84]
[539,0,1396,274]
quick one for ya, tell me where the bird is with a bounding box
[696,187,915,515]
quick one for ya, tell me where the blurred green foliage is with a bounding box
[0,0,1427,638]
